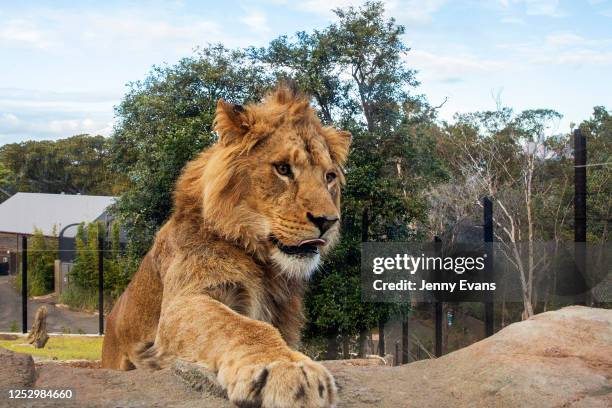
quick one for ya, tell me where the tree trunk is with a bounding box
[357,329,369,358]
[401,318,409,364]
[342,336,350,359]
[27,306,49,349]
[378,318,385,357]
[325,335,338,360]
[361,208,369,242]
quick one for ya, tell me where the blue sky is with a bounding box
[1,0,611,143]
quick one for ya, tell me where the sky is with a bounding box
[1,0,611,144]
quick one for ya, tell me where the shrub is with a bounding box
[14,227,57,296]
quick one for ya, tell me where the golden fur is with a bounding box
[101,83,351,408]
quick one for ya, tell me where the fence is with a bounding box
[2,130,608,360]
[0,233,110,336]
[379,129,604,362]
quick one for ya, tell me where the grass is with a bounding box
[58,285,100,312]
[58,285,117,313]
[0,335,103,361]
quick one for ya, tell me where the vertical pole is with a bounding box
[394,341,400,366]
[483,197,494,337]
[574,129,587,304]
[378,318,385,357]
[98,233,104,335]
[574,129,587,243]
[401,318,409,364]
[434,236,442,357]
[21,236,27,334]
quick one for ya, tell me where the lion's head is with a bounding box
[175,83,351,279]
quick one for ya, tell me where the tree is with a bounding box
[579,106,611,243]
[26,227,58,296]
[0,135,127,196]
[257,1,444,356]
[70,222,101,290]
[431,107,565,319]
[110,45,272,257]
[0,162,11,202]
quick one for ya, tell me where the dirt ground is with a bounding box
[0,276,98,334]
[1,306,610,408]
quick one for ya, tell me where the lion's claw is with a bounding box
[228,359,337,408]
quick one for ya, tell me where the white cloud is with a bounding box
[0,112,113,142]
[385,0,448,24]
[523,0,560,16]
[497,33,612,66]
[501,16,526,24]
[409,49,506,83]
[0,89,116,142]
[0,8,232,58]
[240,9,271,34]
[0,113,20,127]
[0,19,55,49]
[600,9,612,17]
[69,11,224,54]
[497,0,563,17]
[290,0,364,16]
[283,0,447,24]
[545,32,584,47]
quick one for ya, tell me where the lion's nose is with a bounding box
[307,212,339,235]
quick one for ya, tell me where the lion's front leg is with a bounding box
[136,294,337,408]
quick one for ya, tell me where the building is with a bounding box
[0,192,116,275]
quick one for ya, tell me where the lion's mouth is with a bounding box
[271,236,326,256]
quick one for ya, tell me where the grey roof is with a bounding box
[0,193,116,236]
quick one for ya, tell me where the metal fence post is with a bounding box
[434,236,442,357]
[98,233,104,335]
[574,128,588,305]
[378,318,385,357]
[21,236,27,334]
[483,197,494,337]
[401,317,409,364]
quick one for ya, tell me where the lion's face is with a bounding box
[196,84,351,279]
[244,119,345,278]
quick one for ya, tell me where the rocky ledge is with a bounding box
[0,306,610,407]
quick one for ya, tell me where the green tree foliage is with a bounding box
[109,1,445,357]
[256,2,446,353]
[70,223,101,289]
[64,221,129,309]
[0,135,127,197]
[0,162,11,202]
[18,227,58,296]
[579,107,611,242]
[109,45,272,256]
[105,1,610,353]
[104,221,130,298]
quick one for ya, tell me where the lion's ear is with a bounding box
[214,99,250,145]
[323,128,352,165]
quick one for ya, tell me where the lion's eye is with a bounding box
[326,171,337,184]
[274,163,293,177]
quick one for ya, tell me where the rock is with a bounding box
[0,348,36,392]
[173,359,226,398]
[0,306,610,407]
[0,334,18,341]
[329,306,612,408]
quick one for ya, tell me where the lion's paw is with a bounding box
[228,359,337,408]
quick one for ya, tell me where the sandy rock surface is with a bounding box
[0,349,35,394]
[0,306,610,407]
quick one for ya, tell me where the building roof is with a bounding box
[0,193,116,236]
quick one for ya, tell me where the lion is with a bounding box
[101,82,351,408]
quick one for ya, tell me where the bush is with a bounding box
[13,227,57,296]
[61,221,129,310]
